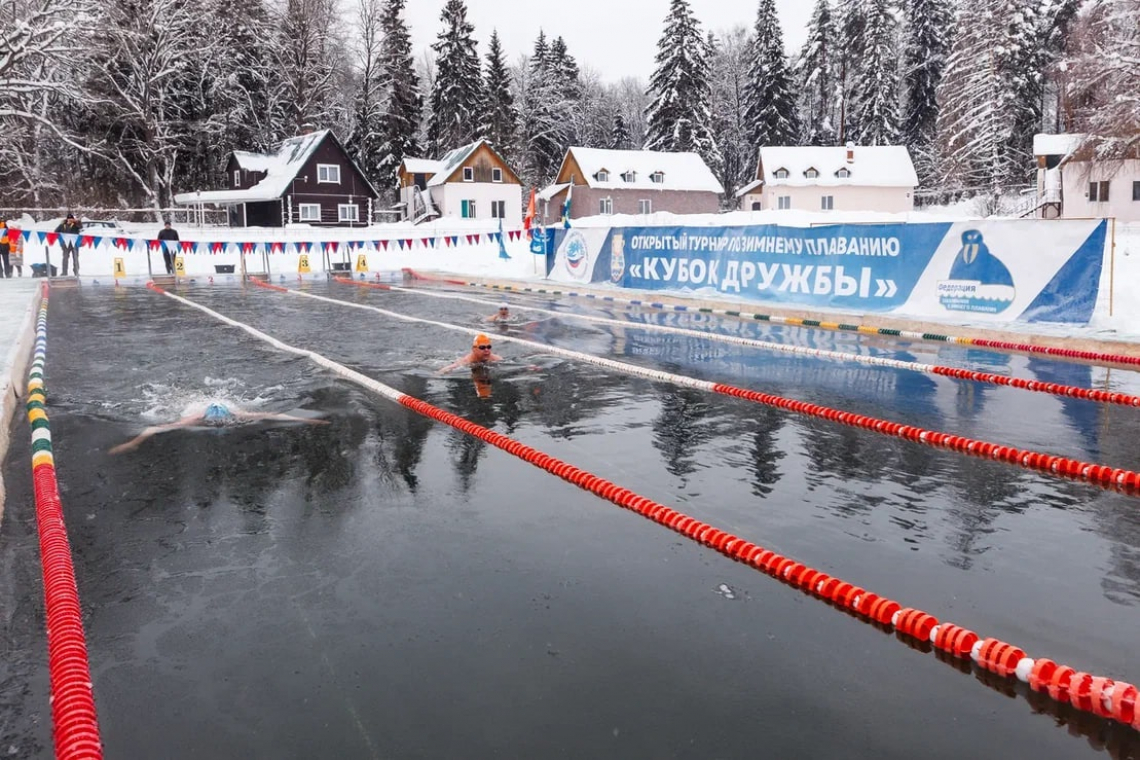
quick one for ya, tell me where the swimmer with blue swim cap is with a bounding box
[202,402,234,426]
[109,400,328,454]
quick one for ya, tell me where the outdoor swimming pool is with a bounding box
[2,280,1138,758]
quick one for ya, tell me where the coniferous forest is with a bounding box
[0,0,1135,216]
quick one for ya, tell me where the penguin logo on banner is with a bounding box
[564,231,590,280]
[938,229,1015,314]
[610,232,625,283]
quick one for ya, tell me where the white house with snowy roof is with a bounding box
[396,140,522,225]
[1032,133,1140,222]
[736,144,918,214]
[173,129,379,227]
[540,147,723,221]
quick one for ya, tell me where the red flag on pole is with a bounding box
[524,188,536,237]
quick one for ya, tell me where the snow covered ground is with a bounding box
[10,210,1139,342]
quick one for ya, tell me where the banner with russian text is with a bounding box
[546,220,1107,324]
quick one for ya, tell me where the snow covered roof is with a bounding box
[758,146,917,188]
[734,178,763,197]
[1033,133,1085,157]
[175,130,333,205]
[403,157,443,175]
[232,150,274,173]
[565,147,723,194]
[538,183,570,202]
[427,141,483,187]
[173,188,281,205]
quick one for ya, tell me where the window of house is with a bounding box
[338,204,359,223]
[491,200,506,218]
[463,167,474,182]
[596,170,610,182]
[233,169,240,187]
[491,167,503,183]
[774,168,789,179]
[836,168,851,179]
[317,164,340,184]
[599,197,613,215]
[1089,181,1111,202]
[461,200,477,218]
[621,171,636,183]
[650,171,664,184]
[298,203,321,222]
[805,168,819,179]
[751,201,762,211]
[821,195,834,210]
[1133,181,1140,201]
[777,196,791,210]
[638,199,652,214]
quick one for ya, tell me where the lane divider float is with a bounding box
[337,277,1140,409]
[25,284,104,759]
[147,280,1140,734]
[273,279,1140,495]
[404,269,1140,369]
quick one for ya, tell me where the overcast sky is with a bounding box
[397,0,814,83]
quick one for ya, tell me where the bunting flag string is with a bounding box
[12,227,530,258]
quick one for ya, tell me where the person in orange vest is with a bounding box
[9,228,23,276]
[0,222,10,278]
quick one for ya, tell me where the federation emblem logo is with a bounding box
[937,229,1016,314]
[610,233,625,283]
[564,231,590,280]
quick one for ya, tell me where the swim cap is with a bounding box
[473,333,491,347]
[498,302,509,309]
[203,403,232,422]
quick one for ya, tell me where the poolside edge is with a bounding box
[0,284,44,524]
[458,274,1140,362]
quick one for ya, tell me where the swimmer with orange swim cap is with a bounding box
[438,333,503,374]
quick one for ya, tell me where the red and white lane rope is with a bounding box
[26,284,104,759]
[147,280,1139,733]
[405,268,1140,369]
[333,277,1140,409]
[258,279,1140,495]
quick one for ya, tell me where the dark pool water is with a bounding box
[1,281,1138,759]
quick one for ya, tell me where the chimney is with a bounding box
[845,142,855,164]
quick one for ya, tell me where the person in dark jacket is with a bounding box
[157,220,179,274]
[54,213,82,276]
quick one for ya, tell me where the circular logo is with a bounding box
[564,231,590,280]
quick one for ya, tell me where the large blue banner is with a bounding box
[545,220,1107,323]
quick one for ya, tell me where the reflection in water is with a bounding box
[749,406,786,497]
[1027,357,1102,459]
[651,386,714,480]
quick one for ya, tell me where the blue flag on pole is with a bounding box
[561,183,572,229]
[497,217,511,259]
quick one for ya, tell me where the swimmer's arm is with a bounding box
[236,411,330,425]
[437,358,468,374]
[108,417,200,454]
[489,353,504,362]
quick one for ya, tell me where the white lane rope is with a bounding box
[364,280,950,375]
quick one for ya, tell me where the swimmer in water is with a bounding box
[437,333,503,374]
[485,302,511,323]
[109,402,328,454]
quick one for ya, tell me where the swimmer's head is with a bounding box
[203,403,233,424]
[473,333,492,353]
[498,302,509,315]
